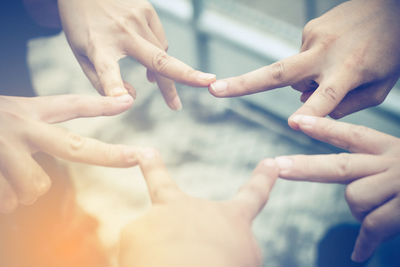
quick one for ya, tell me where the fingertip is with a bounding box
[196,72,217,84]
[108,87,129,97]
[288,114,301,131]
[209,80,228,97]
[168,96,182,111]
[254,159,279,178]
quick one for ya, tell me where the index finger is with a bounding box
[208,51,316,97]
[138,148,183,204]
[230,159,279,222]
[126,36,216,87]
[28,122,140,168]
[288,116,397,154]
[275,153,387,183]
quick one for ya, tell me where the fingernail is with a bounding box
[111,87,127,96]
[115,94,133,104]
[289,115,302,124]
[300,115,317,126]
[171,96,182,111]
[197,72,216,81]
[275,157,293,175]
[123,147,139,164]
[210,80,228,93]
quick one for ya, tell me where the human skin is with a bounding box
[119,150,279,267]
[274,115,400,262]
[209,0,400,128]
[57,0,216,109]
[0,94,140,213]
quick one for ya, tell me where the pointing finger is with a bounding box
[138,148,183,204]
[276,153,387,183]
[230,159,279,222]
[287,116,396,154]
[209,51,317,97]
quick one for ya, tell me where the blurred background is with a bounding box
[2,0,400,267]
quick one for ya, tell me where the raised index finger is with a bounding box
[138,148,183,204]
[209,51,316,97]
[125,36,216,87]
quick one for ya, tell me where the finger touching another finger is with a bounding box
[209,51,316,97]
[329,82,393,119]
[28,123,140,168]
[231,159,279,222]
[287,116,396,154]
[91,54,127,96]
[126,36,216,87]
[351,197,400,262]
[289,70,361,126]
[275,153,387,183]
[138,148,183,204]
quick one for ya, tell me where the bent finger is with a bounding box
[287,116,396,154]
[329,81,394,119]
[290,69,362,124]
[345,172,398,221]
[276,153,387,183]
[27,94,134,123]
[90,53,127,96]
[138,148,183,204]
[352,197,400,262]
[209,51,317,97]
[230,159,279,222]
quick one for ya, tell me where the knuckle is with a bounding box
[362,216,380,240]
[151,51,171,73]
[320,86,339,102]
[349,125,370,143]
[335,153,352,179]
[303,19,318,37]
[270,62,285,82]
[316,33,339,51]
[67,132,86,156]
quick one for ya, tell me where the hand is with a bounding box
[274,115,400,262]
[209,0,400,126]
[0,94,139,213]
[119,150,279,267]
[58,0,216,110]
